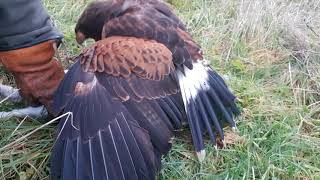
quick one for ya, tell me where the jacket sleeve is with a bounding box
[0,0,63,51]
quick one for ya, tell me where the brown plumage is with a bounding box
[80,36,174,80]
[51,1,240,179]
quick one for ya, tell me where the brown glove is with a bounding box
[0,40,65,114]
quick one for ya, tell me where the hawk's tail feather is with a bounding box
[157,97,184,129]
[177,62,240,161]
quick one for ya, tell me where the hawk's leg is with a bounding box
[0,84,22,103]
[0,106,48,119]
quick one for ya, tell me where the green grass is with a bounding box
[1,0,320,179]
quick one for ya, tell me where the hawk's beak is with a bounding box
[76,31,86,45]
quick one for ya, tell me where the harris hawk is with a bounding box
[50,0,240,179]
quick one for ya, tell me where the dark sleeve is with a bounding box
[0,0,63,51]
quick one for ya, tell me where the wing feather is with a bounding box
[88,139,96,180]
[98,131,109,180]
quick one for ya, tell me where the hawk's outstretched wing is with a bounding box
[50,36,185,180]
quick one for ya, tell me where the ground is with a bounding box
[1,0,320,179]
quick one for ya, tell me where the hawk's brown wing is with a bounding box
[80,36,173,81]
[78,36,179,101]
[50,36,185,180]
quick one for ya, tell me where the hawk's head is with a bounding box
[75,0,121,44]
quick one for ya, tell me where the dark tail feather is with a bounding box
[196,92,217,145]
[177,62,240,161]
[157,97,184,129]
[207,68,240,115]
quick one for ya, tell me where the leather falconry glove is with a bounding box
[0,40,64,114]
